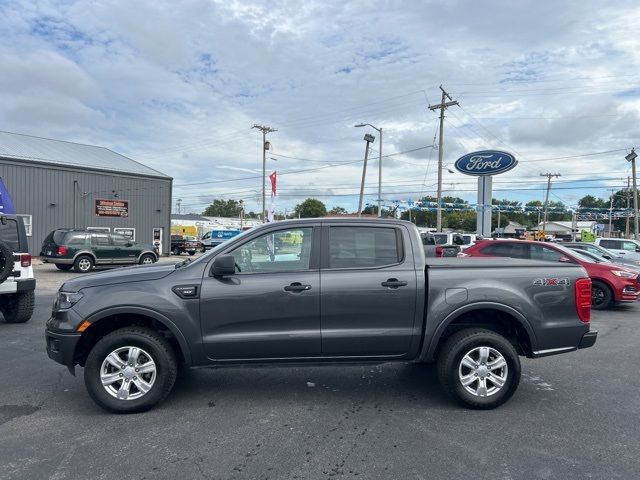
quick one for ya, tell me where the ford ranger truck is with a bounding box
[45,218,597,413]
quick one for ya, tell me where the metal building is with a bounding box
[0,131,172,255]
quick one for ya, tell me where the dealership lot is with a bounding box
[1,263,639,479]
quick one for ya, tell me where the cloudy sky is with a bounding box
[1,0,640,214]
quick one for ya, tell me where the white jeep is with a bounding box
[0,215,35,323]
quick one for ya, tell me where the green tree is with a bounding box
[328,206,348,215]
[203,199,242,217]
[578,195,608,209]
[293,198,327,218]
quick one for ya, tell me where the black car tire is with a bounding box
[1,290,35,323]
[84,327,178,413]
[73,255,94,273]
[55,264,73,271]
[139,253,156,265]
[591,280,613,310]
[172,248,181,256]
[188,251,195,256]
[0,240,14,284]
[437,328,521,410]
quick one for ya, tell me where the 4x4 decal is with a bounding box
[533,278,570,286]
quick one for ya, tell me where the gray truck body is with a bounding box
[46,218,595,369]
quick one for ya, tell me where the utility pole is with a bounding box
[626,176,631,238]
[608,189,615,237]
[358,133,376,216]
[176,198,182,215]
[429,85,459,232]
[540,173,561,233]
[626,149,639,240]
[252,124,277,223]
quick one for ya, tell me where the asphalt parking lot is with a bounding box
[1,261,639,480]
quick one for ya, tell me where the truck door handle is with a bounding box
[381,278,408,288]
[284,282,312,292]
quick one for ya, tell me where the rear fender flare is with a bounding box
[424,301,538,361]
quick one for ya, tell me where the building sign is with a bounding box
[95,199,129,217]
[114,227,135,240]
[454,150,517,176]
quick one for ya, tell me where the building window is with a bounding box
[16,214,32,236]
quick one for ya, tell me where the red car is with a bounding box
[462,240,640,310]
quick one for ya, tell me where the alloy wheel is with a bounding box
[458,346,508,397]
[100,346,157,401]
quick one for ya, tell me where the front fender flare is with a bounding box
[85,305,193,365]
[424,301,538,361]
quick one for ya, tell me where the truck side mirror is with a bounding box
[211,254,236,277]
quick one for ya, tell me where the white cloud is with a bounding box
[0,0,639,213]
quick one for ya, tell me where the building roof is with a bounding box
[536,221,596,232]
[0,130,170,179]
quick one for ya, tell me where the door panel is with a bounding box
[90,233,113,264]
[200,226,321,360]
[320,225,417,357]
[111,235,137,263]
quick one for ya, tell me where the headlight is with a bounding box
[612,270,637,279]
[55,291,84,310]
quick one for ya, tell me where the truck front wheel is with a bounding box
[437,328,520,409]
[84,327,178,413]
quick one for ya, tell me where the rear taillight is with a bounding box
[20,254,31,268]
[435,246,443,257]
[575,277,592,323]
[57,246,68,256]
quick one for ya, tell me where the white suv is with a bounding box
[594,238,640,262]
[0,215,35,323]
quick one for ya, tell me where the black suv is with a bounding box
[40,229,159,273]
[0,215,36,323]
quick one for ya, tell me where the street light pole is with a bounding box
[354,123,382,216]
[358,133,375,216]
[626,149,639,239]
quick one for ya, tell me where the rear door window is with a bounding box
[599,240,620,249]
[91,233,111,246]
[433,234,448,245]
[328,227,401,269]
[480,243,528,259]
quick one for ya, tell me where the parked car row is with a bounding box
[462,239,640,310]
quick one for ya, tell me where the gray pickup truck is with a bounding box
[45,218,597,413]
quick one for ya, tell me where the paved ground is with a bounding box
[1,262,639,479]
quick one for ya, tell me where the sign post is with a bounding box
[454,150,517,237]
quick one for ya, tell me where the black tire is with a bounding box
[591,281,612,310]
[0,240,14,284]
[172,248,181,256]
[437,328,521,410]
[188,251,195,256]
[2,290,35,323]
[139,253,156,265]
[84,327,178,413]
[55,264,73,271]
[73,255,94,273]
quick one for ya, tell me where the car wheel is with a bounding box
[73,255,94,273]
[188,251,195,256]
[591,281,612,310]
[84,327,177,413]
[437,328,520,409]
[172,248,181,256]
[55,264,73,271]
[2,291,35,323]
[139,254,156,265]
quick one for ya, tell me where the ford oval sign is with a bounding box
[454,150,517,176]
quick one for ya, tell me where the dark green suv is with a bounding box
[41,229,159,273]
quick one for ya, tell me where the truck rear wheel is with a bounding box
[437,328,520,409]
[84,327,177,413]
[73,255,94,273]
[2,290,35,323]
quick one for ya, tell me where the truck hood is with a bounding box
[61,263,177,291]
